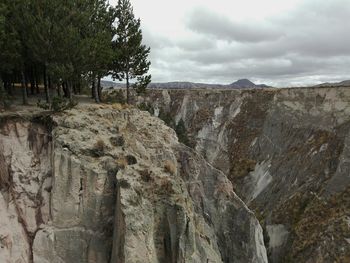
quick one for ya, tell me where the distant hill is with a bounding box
[101,79,272,90]
[148,82,225,89]
[100,80,122,88]
[230,79,269,89]
[314,80,350,87]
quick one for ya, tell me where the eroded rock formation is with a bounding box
[141,87,350,262]
[0,104,267,262]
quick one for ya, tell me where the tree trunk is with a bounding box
[48,75,52,91]
[77,81,81,94]
[97,76,102,102]
[91,80,94,98]
[68,82,73,101]
[35,69,40,94]
[24,71,30,97]
[43,66,50,102]
[30,69,35,95]
[0,75,7,95]
[0,75,4,95]
[10,81,14,96]
[57,82,62,97]
[126,72,130,104]
[92,78,100,103]
[72,83,77,95]
[21,71,28,105]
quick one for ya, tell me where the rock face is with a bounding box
[0,119,52,263]
[140,86,350,262]
[0,104,267,262]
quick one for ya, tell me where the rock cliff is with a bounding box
[141,86,350,262]
[0,104,267,262]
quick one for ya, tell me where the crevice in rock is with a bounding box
[110,185,125,263]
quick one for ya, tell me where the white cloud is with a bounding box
[109,0,350,86]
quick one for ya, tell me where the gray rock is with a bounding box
[0,104,267,263]
[141,86,350,262]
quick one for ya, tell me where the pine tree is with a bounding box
[82,0,117,103]
[112,0,151,104]
[0,0,119,105]
[0,0,21,95]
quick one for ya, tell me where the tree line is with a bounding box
[0,0,150,105]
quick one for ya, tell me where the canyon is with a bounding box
[1,85,350,262]
[141,86,350,262]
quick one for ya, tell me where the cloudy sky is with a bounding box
[110,0,350,87]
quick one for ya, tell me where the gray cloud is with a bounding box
[145,0,350,86]
[186,7,282,43]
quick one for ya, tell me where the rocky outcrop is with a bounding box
[140,86,350,262]
[0,119,52,263]
[0,104,267,262]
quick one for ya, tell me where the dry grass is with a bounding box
[90,138,106,157]
[164,160,176,175]
[111,103,123,110]
[111,103,130,111]
[116,156,128,169]
[94,138,105,152]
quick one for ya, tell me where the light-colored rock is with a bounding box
[0,104,267,263]
[142,86,350,262]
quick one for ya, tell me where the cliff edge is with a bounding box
[0,104,267,263]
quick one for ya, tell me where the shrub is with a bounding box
[103,89,125,104]
[138,102,154,115]
[175,119,190,146]
[116,156,128,169]
[159,110,174,128]
[37,96,77,112]
[164,160,176,175]
[90,139,105,157]
[126,155,137,165]
[118,178,131,189]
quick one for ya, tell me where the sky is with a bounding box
[109,0,350,87]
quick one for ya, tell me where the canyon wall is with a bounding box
[0,105,267,262]
[141,86,350,262]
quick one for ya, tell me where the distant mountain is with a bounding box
[230,79,269,89]
[101,79,272,90]
[148,82,226,89]
[101,80,122,88]
[314,80,350,87]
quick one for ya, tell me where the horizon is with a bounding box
[102,76,349,88]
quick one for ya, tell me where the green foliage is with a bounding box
[138,102,154,115]
[112,0,151,102]
[0,0,150,105]
[103,89,126,104]
[159,110,174,128]
[158,110,191,146]
[37,96,77,112]
[0,0,21,73]
[0,0,118,103]
[175,119,190,146]
[0,84,12,110]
